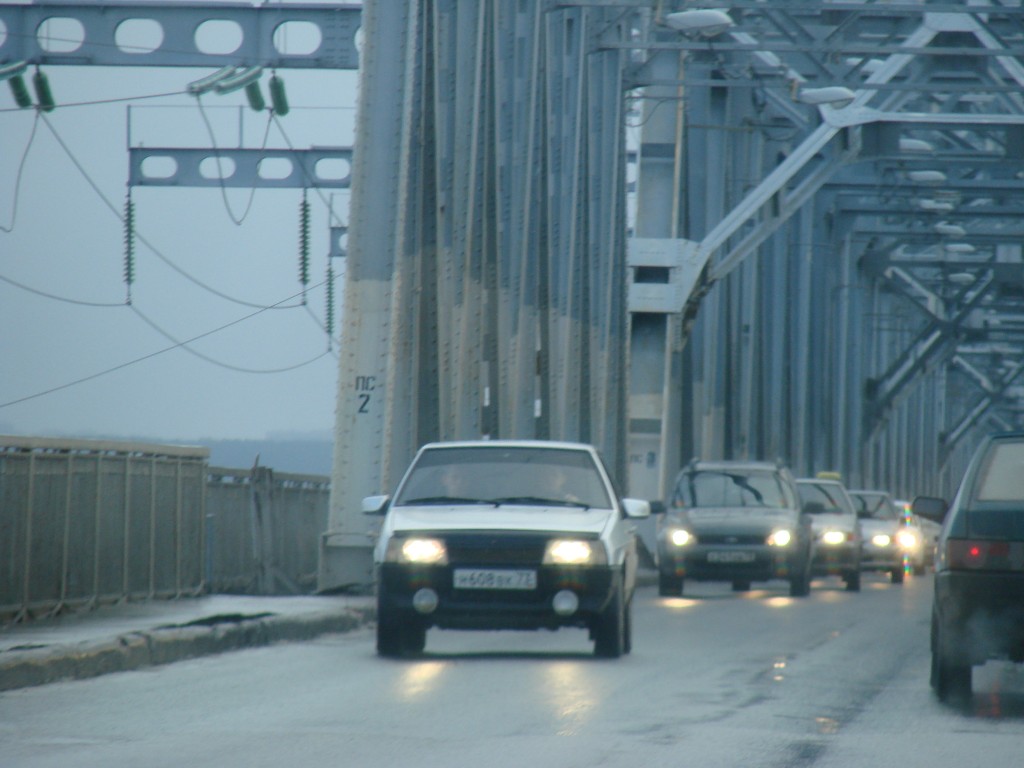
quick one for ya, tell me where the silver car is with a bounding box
[365,440,650,658]
[848,490,914,584]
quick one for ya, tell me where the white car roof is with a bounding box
[418,439,597,453]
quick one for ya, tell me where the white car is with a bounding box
[365,440,650,658]
[848,490,914,583]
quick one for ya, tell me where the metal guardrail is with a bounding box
[1,437,331,623]
[0,437,209,622]
[207,466,329,597]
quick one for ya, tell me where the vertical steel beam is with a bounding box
[321,1,415,591]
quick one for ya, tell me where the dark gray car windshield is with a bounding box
[395,446,613,509]
[673,470,788,509]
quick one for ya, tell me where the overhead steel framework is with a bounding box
[625,2,1024,508]
[7,2,1023,592]
[319,1,1024,589]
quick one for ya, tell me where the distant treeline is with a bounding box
[205,438,333,476]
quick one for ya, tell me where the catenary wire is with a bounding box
[0,272,126,307]
[0,111,41,233]
[194,95,275,225]
[130,301,332,374]
[0,284,330,410]
[38,111,309,311]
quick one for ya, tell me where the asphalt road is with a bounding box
[3,573,1024,768]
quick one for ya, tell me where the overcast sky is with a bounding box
[1,19,358,443]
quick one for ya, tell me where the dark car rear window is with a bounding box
[956,439,1024,540]
[974,441,1024,502]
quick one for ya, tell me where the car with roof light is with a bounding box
[796,476,862,592]
[848,489,911,584]
[364,439,650,658]
[921,432,1024,702]
[656,459,813,598]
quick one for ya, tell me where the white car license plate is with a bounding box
[707,550,756,564]
[453,569,537,590]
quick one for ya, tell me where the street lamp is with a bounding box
[797,86,856,108]
[945,243,976,255]
[900,138,934,153]
[917,198,955,213]
[908,170,947,184]
[935,222,966,237]
[664,9,735,38]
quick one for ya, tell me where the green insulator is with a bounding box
[32,70,55,112]
[8,75,31,108]
[269,74,289,116]
[244,81,265,112]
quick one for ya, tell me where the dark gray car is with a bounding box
[656,460,813,598]
[919,432,1024,702]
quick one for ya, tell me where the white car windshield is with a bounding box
[394,446,613,509]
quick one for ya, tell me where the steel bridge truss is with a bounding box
[9,2,1024,590]
[626,2,1024,502]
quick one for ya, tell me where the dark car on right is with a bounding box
[921,431,1024,702]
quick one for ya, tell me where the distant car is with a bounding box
[796,477,862,592]
[848,490,911,584]
[894,498,932,574]
[365,440,650,658]
[656,459,813,598]
[897,497,941,567]
[923,432,1024,702]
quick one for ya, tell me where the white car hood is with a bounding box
[860,518,898,537]
[808,513,858,534]
[387,505,613,536]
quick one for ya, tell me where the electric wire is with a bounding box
[37,112,308,311]
[130,302,331,374]
[194,95,274,225]
[0,89,188,114]
[0,272,126,307]
[0,284,331,410]
[270,113,341,225]
[0,111,41,233]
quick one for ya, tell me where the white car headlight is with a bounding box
[767,529,793,547]
[871,533,892,548]
[669,528,694,547]
[386,537,449,565]
[821,530,846,546]
[896,529,919,550]
[543,539,607,565]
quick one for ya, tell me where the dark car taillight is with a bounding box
[946,539,1024,571]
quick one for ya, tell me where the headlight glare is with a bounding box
[767,529,793,547]
[821,530,846,546]
[669,528,694,547]
[872,533,892,548]
[896,529,918,549]
[386,537,448,565]
[544,538,606,565]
